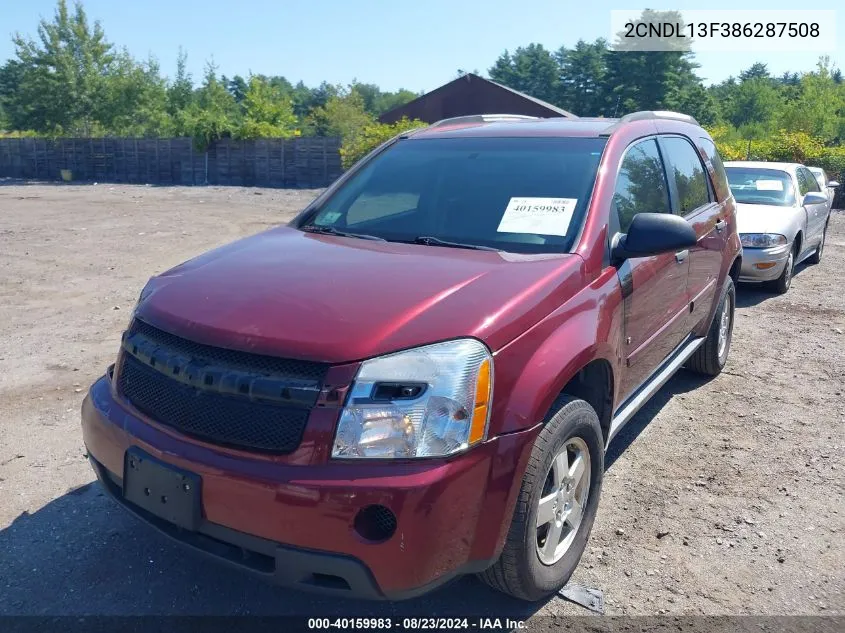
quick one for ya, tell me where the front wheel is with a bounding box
[769,245,796,294]
[686,276,735,376]
[478,395,604,601]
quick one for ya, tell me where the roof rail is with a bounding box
[430,114,541,128]
[618,110,699,125]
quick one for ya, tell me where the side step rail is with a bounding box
[607,336,706,446]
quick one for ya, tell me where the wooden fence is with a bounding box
[0,136,343,188]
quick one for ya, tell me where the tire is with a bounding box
[808,223,827,265]
[478,395,604,601]
[686,276,735,377]
[768,243,796,294]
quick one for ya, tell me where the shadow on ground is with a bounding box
[605,369,711,469]
[0,478,545,617]
[735,262,813,308]
[0,366,714,617]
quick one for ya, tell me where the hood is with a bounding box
[135,227,585,363]
[736,202,802,236]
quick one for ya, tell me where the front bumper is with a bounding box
[82,373,539,599]
[738,244,791,282]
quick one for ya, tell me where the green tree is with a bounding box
[102,52,171,136]
[777,59,844,142]
[0,60,27,131]
[237,75,297,138]
[307,86,373,140]
[739,63,770,82]
[175,62,239,149]
[722,77,780,129]
[602,10,709,118]
[166,47,194,118]
[11,0,115,135]
[489,44,560,105]
[340,117,427,169]
[352,81,418,116]
[225,74,248,104]
[555,39,608,116]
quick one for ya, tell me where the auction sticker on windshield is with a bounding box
[497,197,577,237]
[756,180,784,191]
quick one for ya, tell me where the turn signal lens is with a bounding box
[469,359,492,445]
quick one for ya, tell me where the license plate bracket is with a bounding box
[123,447,201,531]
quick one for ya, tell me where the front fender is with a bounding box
[490,268,624,436]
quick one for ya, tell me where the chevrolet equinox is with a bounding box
[82,111,741,601]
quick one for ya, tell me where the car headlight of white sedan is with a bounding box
[739,233,787,248]
[332,339,493,459]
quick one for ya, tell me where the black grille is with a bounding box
[117,319,328,453]
[128,318,326,382]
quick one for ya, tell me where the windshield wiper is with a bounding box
[300,225,386,241]
[411,236,500,251]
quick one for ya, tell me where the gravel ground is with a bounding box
[0,182,843,621]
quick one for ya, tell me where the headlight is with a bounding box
[740,233,787,248]
[332,339,493,459]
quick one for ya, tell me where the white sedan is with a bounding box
[725,161,830,294]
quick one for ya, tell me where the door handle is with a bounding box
[675,250,689,263]
[715,219,727,231]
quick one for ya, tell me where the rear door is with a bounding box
[612,138,690,400]
[657,135,726,333]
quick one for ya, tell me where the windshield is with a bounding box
[725,167,796,207]
[300,136,607,253]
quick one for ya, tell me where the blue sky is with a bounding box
[1,0,841,93]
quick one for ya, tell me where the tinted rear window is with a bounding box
[304,137,607,253]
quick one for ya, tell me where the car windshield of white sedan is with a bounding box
[726,167,796,207]
[302,137,607,253]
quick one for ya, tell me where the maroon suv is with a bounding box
[82,111,741,601]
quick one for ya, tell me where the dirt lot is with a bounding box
[0,182,843,621]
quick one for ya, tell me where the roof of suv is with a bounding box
[408,111,702,140]
[412,117,619,139]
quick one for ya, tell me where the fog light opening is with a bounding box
[353,505,397,542]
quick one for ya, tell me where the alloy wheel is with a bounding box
[535,437,591,565]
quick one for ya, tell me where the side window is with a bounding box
[699,137,730,201]
[800,168,821,193]
[796,170,810,196]
[659,136,711,215]
[613,139,670,234]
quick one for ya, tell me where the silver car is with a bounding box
[724,161,830,294]
[807,166,840,210]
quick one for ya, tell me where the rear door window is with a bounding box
[799,167,821,193]
[613,139,671,233]
[659,136,711,216]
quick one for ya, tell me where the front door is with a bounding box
[797,167,828,251]
[612,138,690,401]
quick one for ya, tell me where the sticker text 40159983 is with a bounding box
[496,197,578,237]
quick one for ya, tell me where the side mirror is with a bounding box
[803,192,828,206]
[827,180,841,189]
[612,213,697,262]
